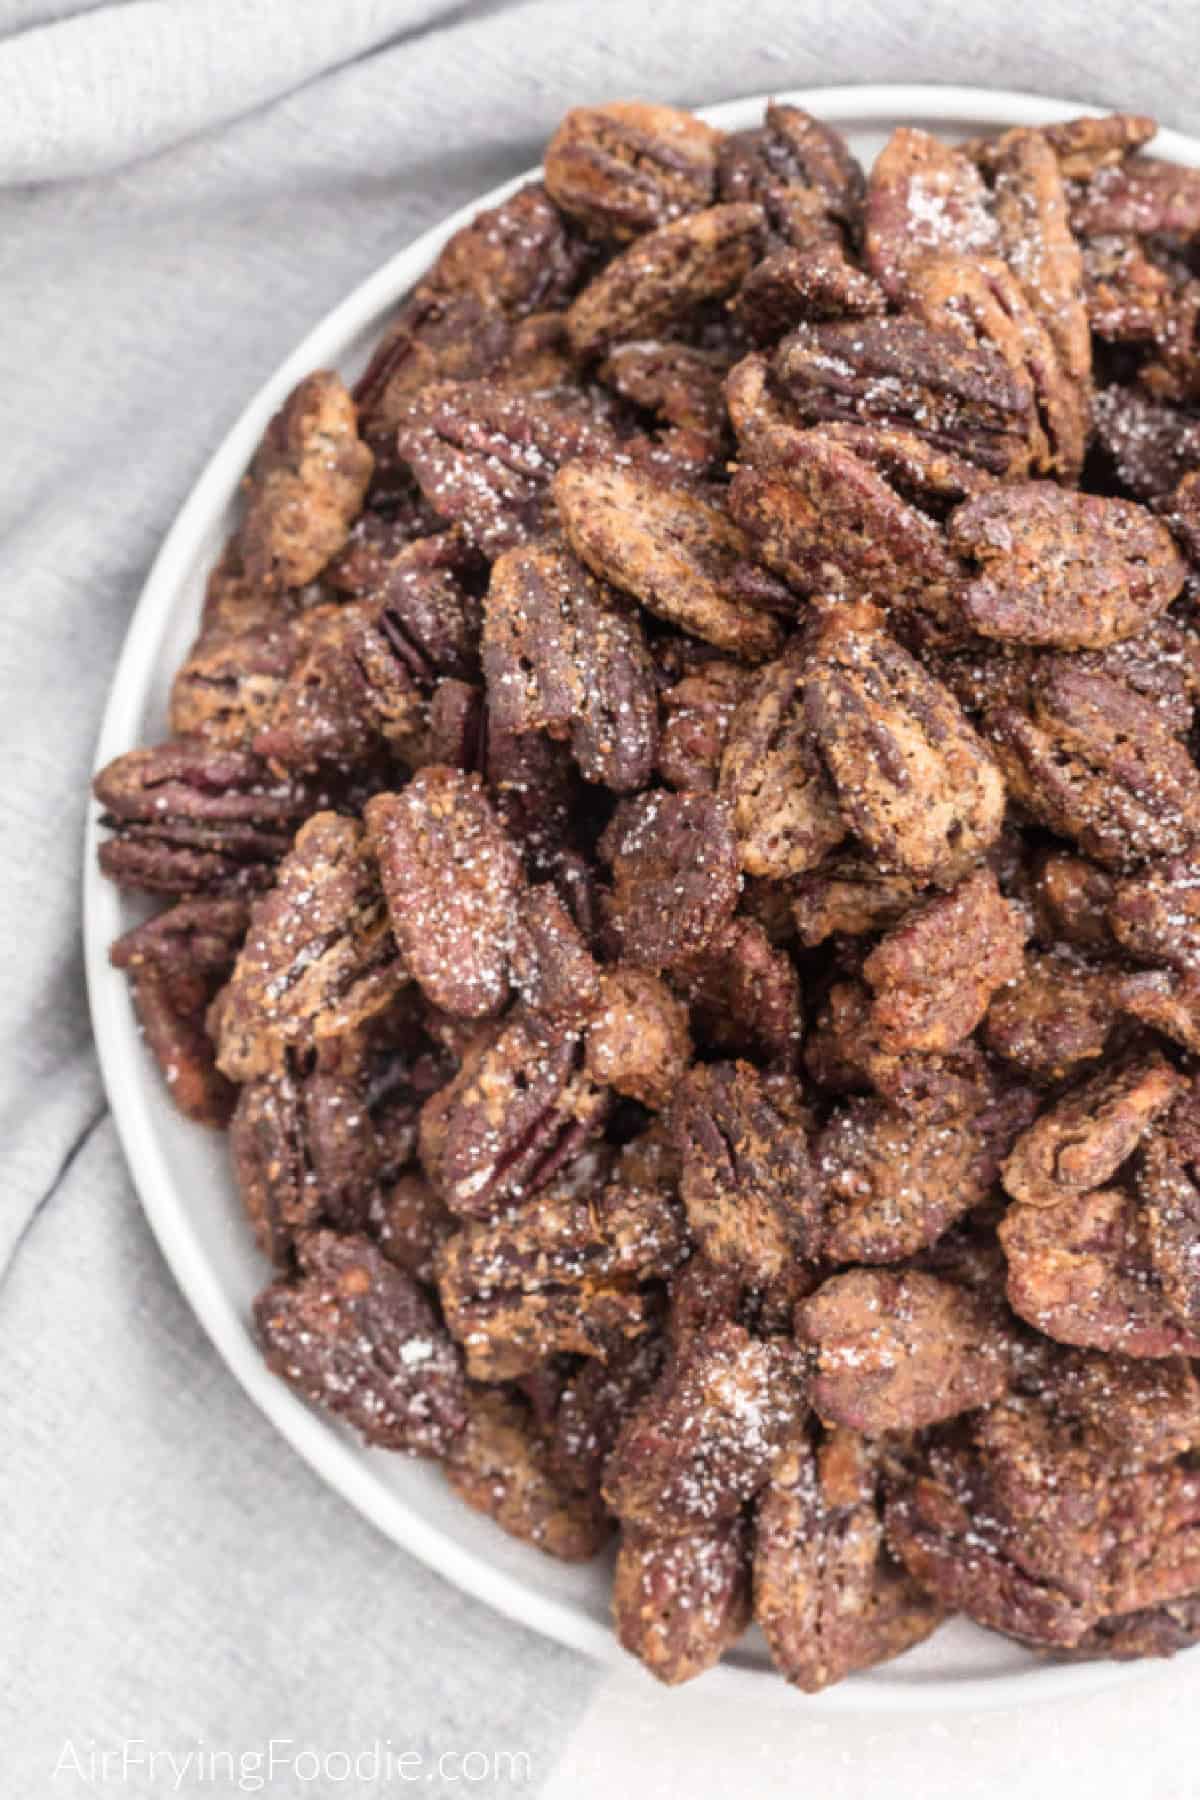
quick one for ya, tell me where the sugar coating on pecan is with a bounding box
[984,947,1119,1083]
[1001,1050,1184,1209]
[865,127,999,302]
[545,103,722,241]
[599,790,741,972]
[614,1519,752,1685]
[583,967,692,1108]
[950,484,1186,649]
[718,102,865,245]
[254,1230,466,1454]
[240,373,373,590]
[364,768,523,1020]
[754,1427,942,1692]
[670,918,803,1071]
[445,1385,610,1561]
[799,1268,1014,1434]
[555,459,783,660]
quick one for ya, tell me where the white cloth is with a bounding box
[3,2,1199,1791]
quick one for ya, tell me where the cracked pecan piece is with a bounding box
[445,1385,610,1561]
[555,460,783,660]
[614,1519,752,1685]
[805,977,995,1123]
[1000,1183,1200,1358]
[583,968,692,1109]
[864,127,999,302]
[969,113,1158,183]
[671,1061,819,1283]
[754,1427,943,1692]
[240,372,373,591]
[599,790,740,972]
[1139,1080,1200,1333]
[815,1091,1017,1265]
[418,1012,609,1218]
[110,897,248,1127]
[717,102,864,245]
[772,316,1035,477]
[210,812,405,1082]
[984,948,1120,1084]
[566,203,764,358]
[801,614,1006,884]
[861,867,1027,1055]
[483,540,657,793]
[1001,1051,1184,1209]
[987,661,1200,870]
[364,768,523,1020]
[670,918,803,1071]
[435,1170,686,1380]
[255,1229,466,1453]
[717,639,846,879]
[799,1268,1014,1434]
[603,1320,807,1531]
[94,740,318,898]
[397,380,619,558]
[545,103,722,241]
[791,857,924,946]
[949,485,1186,650]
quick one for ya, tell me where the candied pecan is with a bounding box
[987,662,1200,871]
[1053,1347,1200,1463]
[657,658,753,793]
[551,1332,667,1498]
[598,790,740,972]
[1069,155,1200,239]
[603,1321,807,1530]
[717,103,864,245]
[544,103,721,241]
[802,615,1006,884]
[982,113,1157,182]
[799,1269,1013,1434]
[397,380,619,558]
[754,1427,942,1692]
[483,540,657,793]
[566,203,764,358]
[110,895,249,985]
[815,1094,1005,1264]
[113,901,241,1127]
[1109,856,1200,976]
[367,1172,455,1285]
[210,812,404,1082]
[984,948,1119,1084]
[1001,1050,1184,1208]
[727,429,966,636]
[734,244,886,344]
[1032,849,1118,950]
[717,640,846,879]
[599,340,730,442]
[419,1013,609,1217]
[1138,1080,1200,1332]
[240,372,373,590]
[429,181,592,315]
[445,1386,609,1561]
[805,976,995,1122]
[435,1172,685,1379]
[583,968,691,1109]
[949,484,1186,650]
[196,535,284,639]
[671,1062,818,1282]
[554,460,783,660]
[791,857,923,946]
[864,127,999,302]
[255,1229,465,1453]
[251,601,422,773]
[1066,1594,1200,1661]
[984,126,1092,398]
[772,316,1034,477]
[1000,1184,1200,1357]
[94,740,316,898]
[483,716,580,867]
[862,867,1026,1055]
[169,617,297,751]
[1091,384,1200,502]
[614,1519,751,1685]
[364,769,522,1020]
[508,884,603,1033]
[670,918,803,1070]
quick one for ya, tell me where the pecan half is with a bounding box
[614,1520,752,1685]
[254,1229,466,1453]
[984,948,1119,1084]
[864,127,998,302]
[599,790,740,971]
[1001,1050,1184,1209]
[717,102,864,245]
[1139,1080,1200,1333]
[657,657,753,793]
[583,967,692,1109]
[754,1427,943,1691]
[240,372,373,590]
[545,103,722,240]
[445,1386,610,1561]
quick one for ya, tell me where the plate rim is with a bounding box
[83,81,1200,1713]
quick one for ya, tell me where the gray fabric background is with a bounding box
[3,2,1199,1790]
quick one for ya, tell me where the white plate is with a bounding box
[84,84,1200,1712]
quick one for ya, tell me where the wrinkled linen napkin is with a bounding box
[3,0,1199,1789]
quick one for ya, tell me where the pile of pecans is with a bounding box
[95,98,1200,1689]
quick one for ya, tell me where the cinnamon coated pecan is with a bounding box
[599,790,741,972]
[545,103,722,241]
[240,373,373,590]
[615,1520,752,1685]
